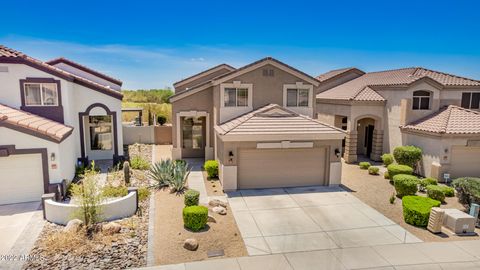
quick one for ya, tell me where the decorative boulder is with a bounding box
[209,199,227,208]
[212,206,227,215]
[207,214,217,223]
[64,219,83,233]
[102,222,122,235]
[183,238,198,251]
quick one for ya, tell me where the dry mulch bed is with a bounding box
[341,161,480,242]
[202,171,224,196]
[154,189,247,265]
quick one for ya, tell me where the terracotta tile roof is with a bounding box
[353,87,386,101]
[216,104,345,136]
[0,45,123,99]
[401,105,480,135]
[316,67,364,82]
[46,57,123,86]
[317,67,480,101]
[0,103,73,142]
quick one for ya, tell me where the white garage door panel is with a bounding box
[450,147,480,179]
[0,154,44,205]
[238,148,326,189]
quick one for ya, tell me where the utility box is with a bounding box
[428,207,444,234]
[469,203,480,227]
[443,209,476,235]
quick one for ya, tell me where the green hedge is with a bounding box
[184,189,200,207]
[183,206,208,231]
[387,164,413,179]
[381,153,394,166]
[204,160,219,178]
[439,186,455,197]
[426,185,445,203]
[393,146,422,168]
[452,177,480,211]
[359,162,371,170]
[384,171,390,179]
[402,196,441,227]
[419,177,438,191]
[368,166,380,175]
[393,174,419,198]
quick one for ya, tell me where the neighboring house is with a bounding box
[170,58,345,191]
[316,67,480,180]
[0,45,124,205]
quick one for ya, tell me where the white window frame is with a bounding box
[220,81,253,108]
[23,82,59,107]
[412,90,431,110]
[283,82,313,108]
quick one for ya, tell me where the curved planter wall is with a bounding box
[44,191,138,225]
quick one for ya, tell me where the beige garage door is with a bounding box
[450,146,480,179]
[238,148,327,189]
[0,154,44,205]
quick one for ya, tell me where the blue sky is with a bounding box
[1,0,480,89]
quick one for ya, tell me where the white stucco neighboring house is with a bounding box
[0,45,124,205]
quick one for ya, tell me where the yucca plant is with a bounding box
[149,159,174,187]
[169,161,191,193]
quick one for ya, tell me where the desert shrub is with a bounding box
[170,161,191,192]
[426,185,445,203]
[384,171,390,179]
[381,153,394,166]
[183,206,208,231]
[452,177,480,211]
[359,162,371,170]
[184,189,200,206]
[387,164,413,179]
[389,193,396,204]
[368,166,380,175]
[393,174,419,198]
[402,196,441,227]
[75,162,100,177]
[138,187,150,202]
[102,185,128,198]
[130,156,150,170]
[439,186,455,197]
[157,115,167,126]
[418,177,438,192]
[149,159,174,187]
[393,146,422,169]
[204,160,219,178]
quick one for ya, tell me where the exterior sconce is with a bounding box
[334,148,340,158]
[50,153,56,161]
[228,151,234,163]
[444,148,449,154]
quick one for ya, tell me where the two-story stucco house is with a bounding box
[316,67,480,181]
[170,58,346,191]
[0,45,124,204]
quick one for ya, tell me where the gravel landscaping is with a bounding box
[341,160,480,242]
[202,171,224,196]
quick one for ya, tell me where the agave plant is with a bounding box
[169,161,191,193]
[149,159,174,187]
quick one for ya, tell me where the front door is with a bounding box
[85,115,114,160]
[181,116,205,158]
[365,125,374,158]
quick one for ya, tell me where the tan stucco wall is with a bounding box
[174,67,233,93]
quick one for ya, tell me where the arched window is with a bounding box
[412,90,431,110]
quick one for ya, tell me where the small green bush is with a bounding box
[359,162,371,170]
[387,164,413,179]
[452,177,480,211]
[204,160,219,178]
[184,189,200,207]
[393,145,422,168]
[426,185,445,203]
[183,206,208,231]
[381,153,394,166]
[419,177,438,191]
[138,187,150,202]
[368,166,380,175]
[102,185,128,198]
[384,171,390,179]
[393,174,419,198]
[439,186,454,197]
[130,156,150,170]
[402,196,441,227]
[157,115,167,126]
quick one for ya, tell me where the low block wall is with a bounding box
[44,191,138,225]
[123,125,172,145]
[154,125,172,145]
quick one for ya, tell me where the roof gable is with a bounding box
[316,67,365,82]
[173,64,235,88]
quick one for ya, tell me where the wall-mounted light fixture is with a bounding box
[50,152,56,161]
[444,148,449,154]
[334,148,340,158]
[228,151,234,163]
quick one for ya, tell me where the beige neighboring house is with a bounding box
[316,67,480,180]
[170,58,345,191]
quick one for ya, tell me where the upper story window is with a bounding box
[412,90,431,110]
[224,87,249,107]
[24,82,59,106]
[461,92,480,109]
[286,88,310,107]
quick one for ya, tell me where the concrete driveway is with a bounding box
[0,202,42,255]
[227,186,421,255]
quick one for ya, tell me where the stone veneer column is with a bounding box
[343,131,358,163]
[371,129,384,161]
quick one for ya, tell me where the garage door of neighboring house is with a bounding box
[0,154,44,205]
[450,146,480,179]
[238,148,327,189]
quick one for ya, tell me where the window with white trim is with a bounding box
[412,90,431,110]
[224,87,248,107]
[24,83,58,106]
[286,88,309,107]
[461,92,480,109]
